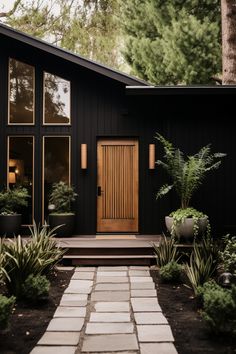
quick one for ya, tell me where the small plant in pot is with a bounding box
[155,133,226,242]
[0,186,29,237]
[48,181,78,237]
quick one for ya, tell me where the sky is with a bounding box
[1,0,16,11]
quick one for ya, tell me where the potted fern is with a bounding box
[0,186,29,236]
[48,181,77,237]
[155,133,226,241]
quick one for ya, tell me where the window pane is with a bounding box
[44,73,70,124]
[43,136,70,220]
[8,136,34,224]
[9,58,34,124]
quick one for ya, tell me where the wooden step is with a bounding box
[63,254,156,266]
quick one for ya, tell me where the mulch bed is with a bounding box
[150,269,236,354]
[0,268,73,354]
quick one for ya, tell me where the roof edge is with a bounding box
[0,23,149,86]
[126,85,236,95]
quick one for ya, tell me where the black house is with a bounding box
[0,23,235,236]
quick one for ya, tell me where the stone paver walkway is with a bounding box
[30,266,178,354]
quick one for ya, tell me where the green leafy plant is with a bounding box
[155,133,226,208]
[48,181,78,214]
[0,295,15,330]
[169,207,211,239]
[155,133,226,239]
[153,234,179,267]
[220,234,236,275]
[22,274,50,302]
[0,238,9,283]
[201,284,236,334]
[3,222,66,297]
[0,186,29,215]
[160,261,182,283]
[185,238,219,294]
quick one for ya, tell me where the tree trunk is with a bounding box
[221,0,236,84]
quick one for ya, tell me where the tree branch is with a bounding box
[0,0,22,18]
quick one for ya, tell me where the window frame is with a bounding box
[43,71,71,126]
[42,135,71,223]
[7,135,35,226]
[8,57,35,126]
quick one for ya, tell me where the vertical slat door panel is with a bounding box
[97,139,138,232]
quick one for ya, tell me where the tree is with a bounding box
[120,0,222,85]
[221,0,236,84]
[0,0,121,69]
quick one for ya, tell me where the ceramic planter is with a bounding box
[0,214,22,237]
[165,216,208,242]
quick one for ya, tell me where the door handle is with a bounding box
[97,186,102,196]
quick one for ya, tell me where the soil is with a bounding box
[150,269,236,354]
[1,267,235,354]
[0,268,73,354]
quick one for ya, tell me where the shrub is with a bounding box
[185,238,218,294]
[49,181,77,214]
[22,274,50,302]
[153,234,179,267]
[3,223,66,297]
[220,235,236,275]
[196,279,221,307]
[0,186,29,214]
[160,261,182,283]
[201,284,236,334]
[0,295,15,330]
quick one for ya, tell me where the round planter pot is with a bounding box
[0,214,22,237]
[49,214,75,237]
[165,216,208,242]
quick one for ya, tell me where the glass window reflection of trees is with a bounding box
[44,72,71,124]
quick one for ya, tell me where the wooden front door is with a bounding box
[97,139,139,233]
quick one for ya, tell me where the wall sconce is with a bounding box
[149,144,155,169]
[81,144,87,169]
[9,172,16,184]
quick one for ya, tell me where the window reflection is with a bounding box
[8,136,34,224]
[43,136,70,220]
[44,73,70,124]
[9,58,34,124]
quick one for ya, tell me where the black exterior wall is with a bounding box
[0,29,236,236]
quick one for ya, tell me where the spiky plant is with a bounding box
[155,133,226,209]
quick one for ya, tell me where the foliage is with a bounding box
[153,234,179,267]
[22,274,50,302]
[219,234,236,275]
[0,295,15,330]
[155,133,226,209]
[120,0,221,84]
[196,279,220,306]
[169,207,210,239]
[185,238,219,294]
[160,261,182,283]
[0,186,29,214]
[201,284,236,334]
[0,238,9,283]
[49,181,77,214]
[3,222,65,297]
[1,0,121,69]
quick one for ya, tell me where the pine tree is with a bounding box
[120,0,221,84]
[0,0,121,69]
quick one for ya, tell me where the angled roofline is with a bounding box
[126,85,236,95]
[0,23,149,86]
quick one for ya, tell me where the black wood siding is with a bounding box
[0,33,236,236]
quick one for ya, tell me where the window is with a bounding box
[8,136,34,224]
[9,58,35,124]
[43,72,71,124]
[42,136,71,221]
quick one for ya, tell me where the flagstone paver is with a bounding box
[140,343,178,354]
[37,332,80,346]
[91,291,130,301]
[85,322,134,334]
[90,312,131,322]
[31,265,178,354]
[81,334,139,352]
